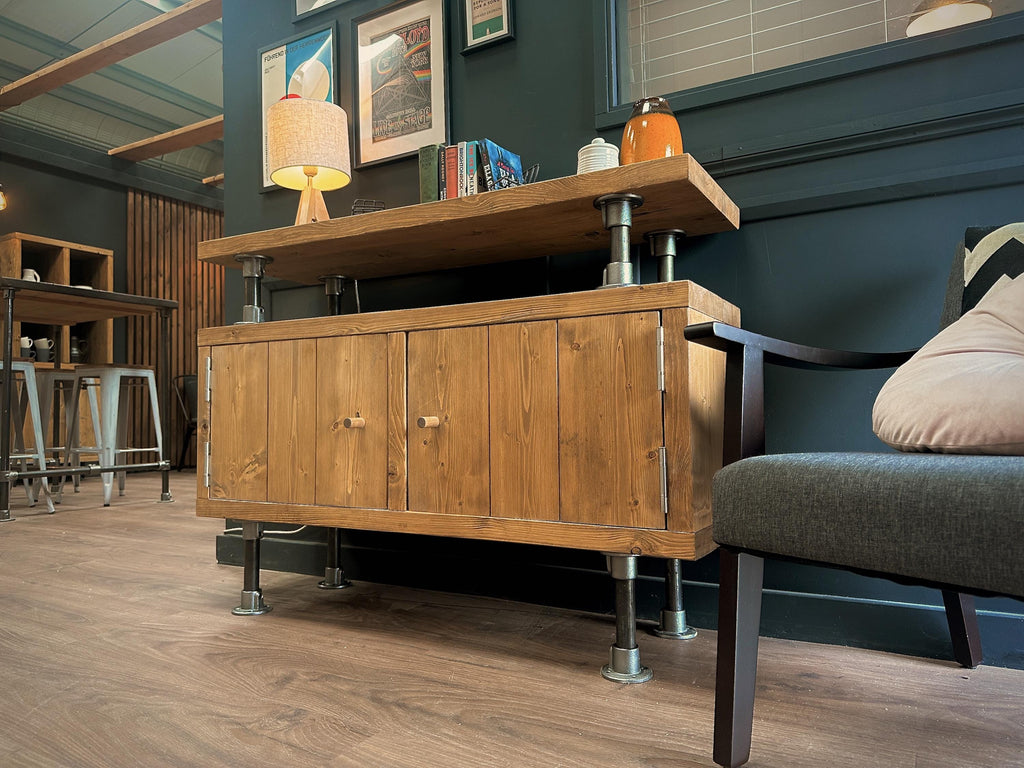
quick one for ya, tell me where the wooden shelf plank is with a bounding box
[109,115,224,162]
[197,154,740,284]
[0,0,222,110]
[202,172,225,186]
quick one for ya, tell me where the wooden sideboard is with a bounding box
[196,154,739,676]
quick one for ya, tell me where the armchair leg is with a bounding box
[714,549,764,768]
[941,590,982,669]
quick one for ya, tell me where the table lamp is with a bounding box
[267,97,351,225]
[0,184,7,211]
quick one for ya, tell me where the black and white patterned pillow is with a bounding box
[941,223,1024,329]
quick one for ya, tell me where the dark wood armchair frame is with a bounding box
[684,321,983,768]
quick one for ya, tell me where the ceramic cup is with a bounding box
[34,337,53,363]
[19,337,35,359]
[577,138,619,174]
[21,268,40,282]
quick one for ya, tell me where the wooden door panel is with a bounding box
[407,327,489,516]
[316,334,389,508]
[558,313,664,528]
[489,321,559,520]
[209,342,268,501]
[267,339,316,504]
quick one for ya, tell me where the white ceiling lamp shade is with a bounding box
[267,97,351,225]
[906,0,992,37]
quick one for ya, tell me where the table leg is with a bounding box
[233,521,271,615]
[653,558,697,639]
[601,554,652,683]
[0,287,14,522]
[159,308,173,502]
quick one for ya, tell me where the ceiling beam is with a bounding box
[202,173,225,186]
[0,0,222,111]
[109,114,223,161]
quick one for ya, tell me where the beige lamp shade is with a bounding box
[267,97,351,191]
[906,0,991,36]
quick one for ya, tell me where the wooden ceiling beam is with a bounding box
[202,173,225,186]
[0,0,222,110]
[109,114,223,162]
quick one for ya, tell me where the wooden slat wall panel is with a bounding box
[126,189,223,468]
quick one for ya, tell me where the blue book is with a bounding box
[479,139,524,191]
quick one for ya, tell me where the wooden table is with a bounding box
[0,278,178,520]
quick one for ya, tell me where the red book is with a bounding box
[445,145,460,199]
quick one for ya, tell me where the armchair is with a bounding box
[686,225,1024,767]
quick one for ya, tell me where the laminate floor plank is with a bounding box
[1,472,1022,767]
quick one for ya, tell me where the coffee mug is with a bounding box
[21,268,40,282]
[19,338,35,359]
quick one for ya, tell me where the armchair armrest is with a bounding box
[683,322,917,463]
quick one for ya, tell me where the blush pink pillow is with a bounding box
[873,273,1024,454]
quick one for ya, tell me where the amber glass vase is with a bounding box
[620,96,683,164]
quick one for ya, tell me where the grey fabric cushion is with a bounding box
[713,453,1024,598]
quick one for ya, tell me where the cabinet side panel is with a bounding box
[663,308,727,532]
[197,345,210,500]
[387,332,407,511]
[489,321,559,521]
[408,327,489,516]
[268,339,317,504]
[209,342,268,501]
[316,334,388,508]
[558,313,664,529]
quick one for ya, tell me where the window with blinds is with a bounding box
[616,1,1024,105]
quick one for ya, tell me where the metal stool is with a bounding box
[64,364,163,506]
[35,369,101,494]
[4,360,55,513]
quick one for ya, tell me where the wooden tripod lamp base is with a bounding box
[295,169,331,225]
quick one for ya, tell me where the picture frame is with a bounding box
[293,0,350,22]
[258,25,337,189]
[353,0,448,168]
[459,0,514,54]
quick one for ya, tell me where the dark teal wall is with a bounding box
[219,1,1024,667]
[0,154,130,360]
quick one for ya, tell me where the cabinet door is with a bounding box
[209,342,268,501]
[489,321,559,520]
[558,312,665,528]
[267,339,316,504]
[407,327,489,516]
[316,334,389,508]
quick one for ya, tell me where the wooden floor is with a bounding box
[1,473,1022,768]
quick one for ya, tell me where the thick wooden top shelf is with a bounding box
[198,154,739,284]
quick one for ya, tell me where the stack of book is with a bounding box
[418,139,525,203]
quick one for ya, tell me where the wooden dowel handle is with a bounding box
[417,416,440,428]
[343,416,366,429]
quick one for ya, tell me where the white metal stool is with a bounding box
[35,369,101,494]
[4,361,55,513]
[64,364,164,506]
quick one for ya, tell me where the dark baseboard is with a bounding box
[215,532,1024,670]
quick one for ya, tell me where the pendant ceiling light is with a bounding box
[906,0,992,37]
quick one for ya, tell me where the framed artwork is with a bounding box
[459,0,514,54]
[259,25,337,189]
[293,0,351,21]
[354,0,448,167]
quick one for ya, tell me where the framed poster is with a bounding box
[259,26,337,189]
[354,0,448,168]
[294,0,350,21]
[460,0,514,53]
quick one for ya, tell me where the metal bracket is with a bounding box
[656,325,665,391]
[659,447,669,518]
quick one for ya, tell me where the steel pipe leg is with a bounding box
[320,274,346,316]
[233,521,271,615]
[0,287,15,522]
[645,228,686,283]
[594,193,643,288]
[235,254,272,325]
[653,558,698,639]
[601,553,653,683]
[318,527,353,590]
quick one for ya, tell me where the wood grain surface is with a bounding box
[197,155,739,283]
[209,342,267,501]
[488,321,559,521]
[387,332,408,510]
[268,339,316,505]
[3,471,1023,768]
[558,312,664,529]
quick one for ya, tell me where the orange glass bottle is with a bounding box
[620,96,683,165]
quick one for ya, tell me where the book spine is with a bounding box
[445,145,459,200]
[466,141,479,196]
[457,141,467,198]
[479,140,495,192]
[418,144,441,203]
[438,146,447,200]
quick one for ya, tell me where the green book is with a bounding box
[418,143,443,203]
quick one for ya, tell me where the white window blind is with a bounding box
[619,0,1024,103]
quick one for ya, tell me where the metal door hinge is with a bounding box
[204,356,212,402]
[659,446,668,517]
[656,325,665,391]
[203,442,211,488]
